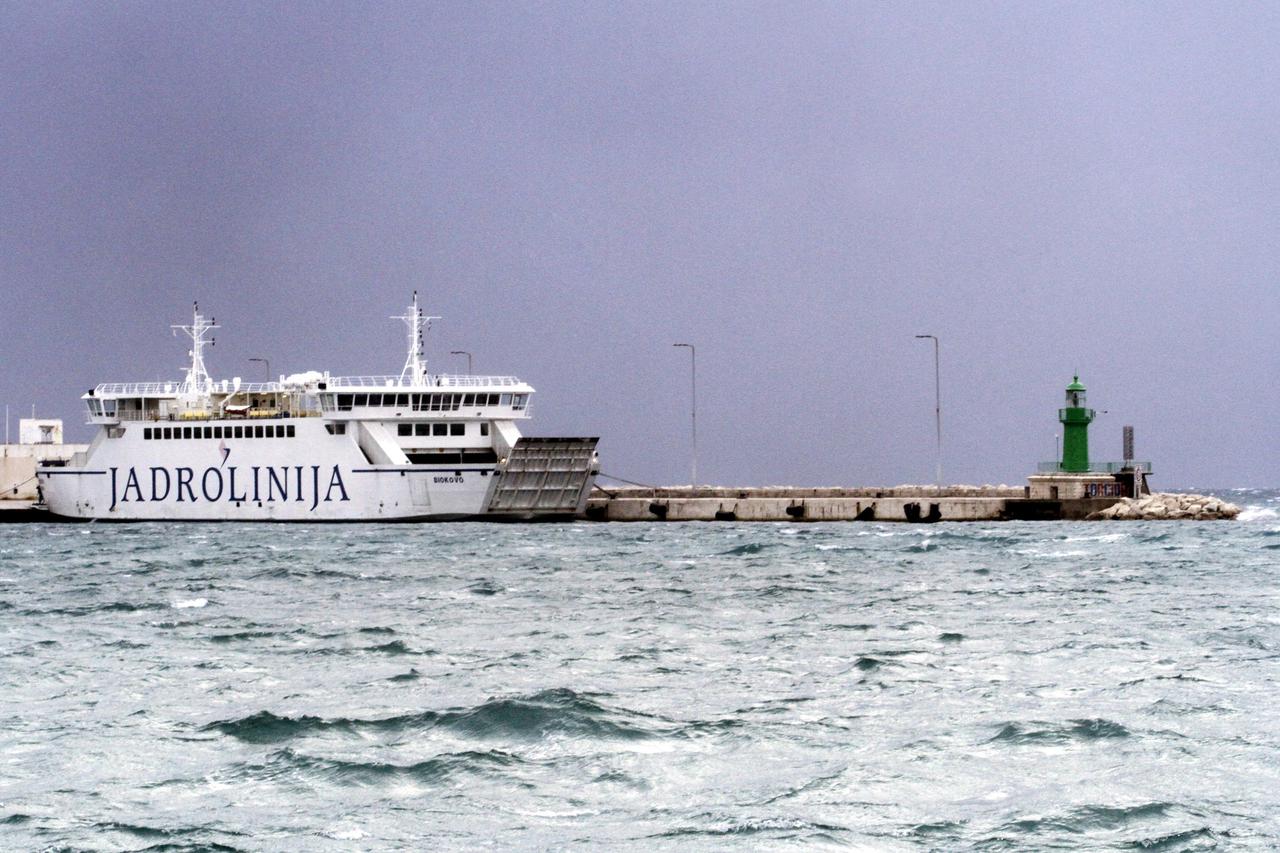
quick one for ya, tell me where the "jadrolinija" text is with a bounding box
[109,465,350,511]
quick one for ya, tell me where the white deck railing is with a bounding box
[110,409,320,423]
[93,374,527,397]
[326,374,525,389]
[94,381,284,396]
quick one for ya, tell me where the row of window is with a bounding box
[139,421,488,442]
[397,422,490,437]
[143,424,296,441]
[407,449,499,465]
[319,392,528,413]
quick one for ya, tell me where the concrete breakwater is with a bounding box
[1087,493,1241,521]
[585,485,1121,522]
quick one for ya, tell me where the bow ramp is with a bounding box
[484,437,599,519]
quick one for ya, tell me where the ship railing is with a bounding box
[94,381,285,396]
[112,409,321,423]
[431,374,524,388]
[1036,461,1152,474]
[326,374,525,389]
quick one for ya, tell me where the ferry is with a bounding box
[36,297,598,521]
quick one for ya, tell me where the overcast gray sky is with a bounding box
[2,1,1276,488]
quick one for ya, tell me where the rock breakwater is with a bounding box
[1088,493,1240,521]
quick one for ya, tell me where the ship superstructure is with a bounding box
[37,296,598,521]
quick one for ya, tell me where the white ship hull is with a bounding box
[40,419,497,521]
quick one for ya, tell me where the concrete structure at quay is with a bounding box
[584,484,1119,523]
[2,419,86,503]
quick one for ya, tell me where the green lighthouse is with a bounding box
[1059,375,1095,472]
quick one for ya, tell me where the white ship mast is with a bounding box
[172,302,219,402]
[392,292,440,386]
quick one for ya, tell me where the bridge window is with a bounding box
[450,423,465,436]
[398,424,412,436]
[337,394,353,411]
[415,424,429,436]
[433,423,447,436]
[512,394,527,410]
[462,394,474,406]
[353,394,367,407]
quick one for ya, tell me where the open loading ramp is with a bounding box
[484,437,599,520]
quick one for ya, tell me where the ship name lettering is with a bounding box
[108,465,350,511]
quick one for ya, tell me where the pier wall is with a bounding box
[585,487,1118,522]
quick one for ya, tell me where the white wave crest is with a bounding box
[172,597,208,609]
[1237,506,1279,522]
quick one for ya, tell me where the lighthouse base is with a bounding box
[1027,472,1143,501]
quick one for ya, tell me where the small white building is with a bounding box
[19,419,63,445]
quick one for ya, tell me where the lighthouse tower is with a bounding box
[1059,375,1095,472]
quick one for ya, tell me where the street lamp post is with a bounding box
[249,357,270,384]
[450,351,473,374]
[914,335,942,486]
[673,343,697,485]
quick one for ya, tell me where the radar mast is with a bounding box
[393,292,440,386]
[172,302,219,400]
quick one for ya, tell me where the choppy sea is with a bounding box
[2,489,1278,851]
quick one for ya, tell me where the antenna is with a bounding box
[171,303,220,398]
[392,291,440,385]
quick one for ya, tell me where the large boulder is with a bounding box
[1092,493,1240,521]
